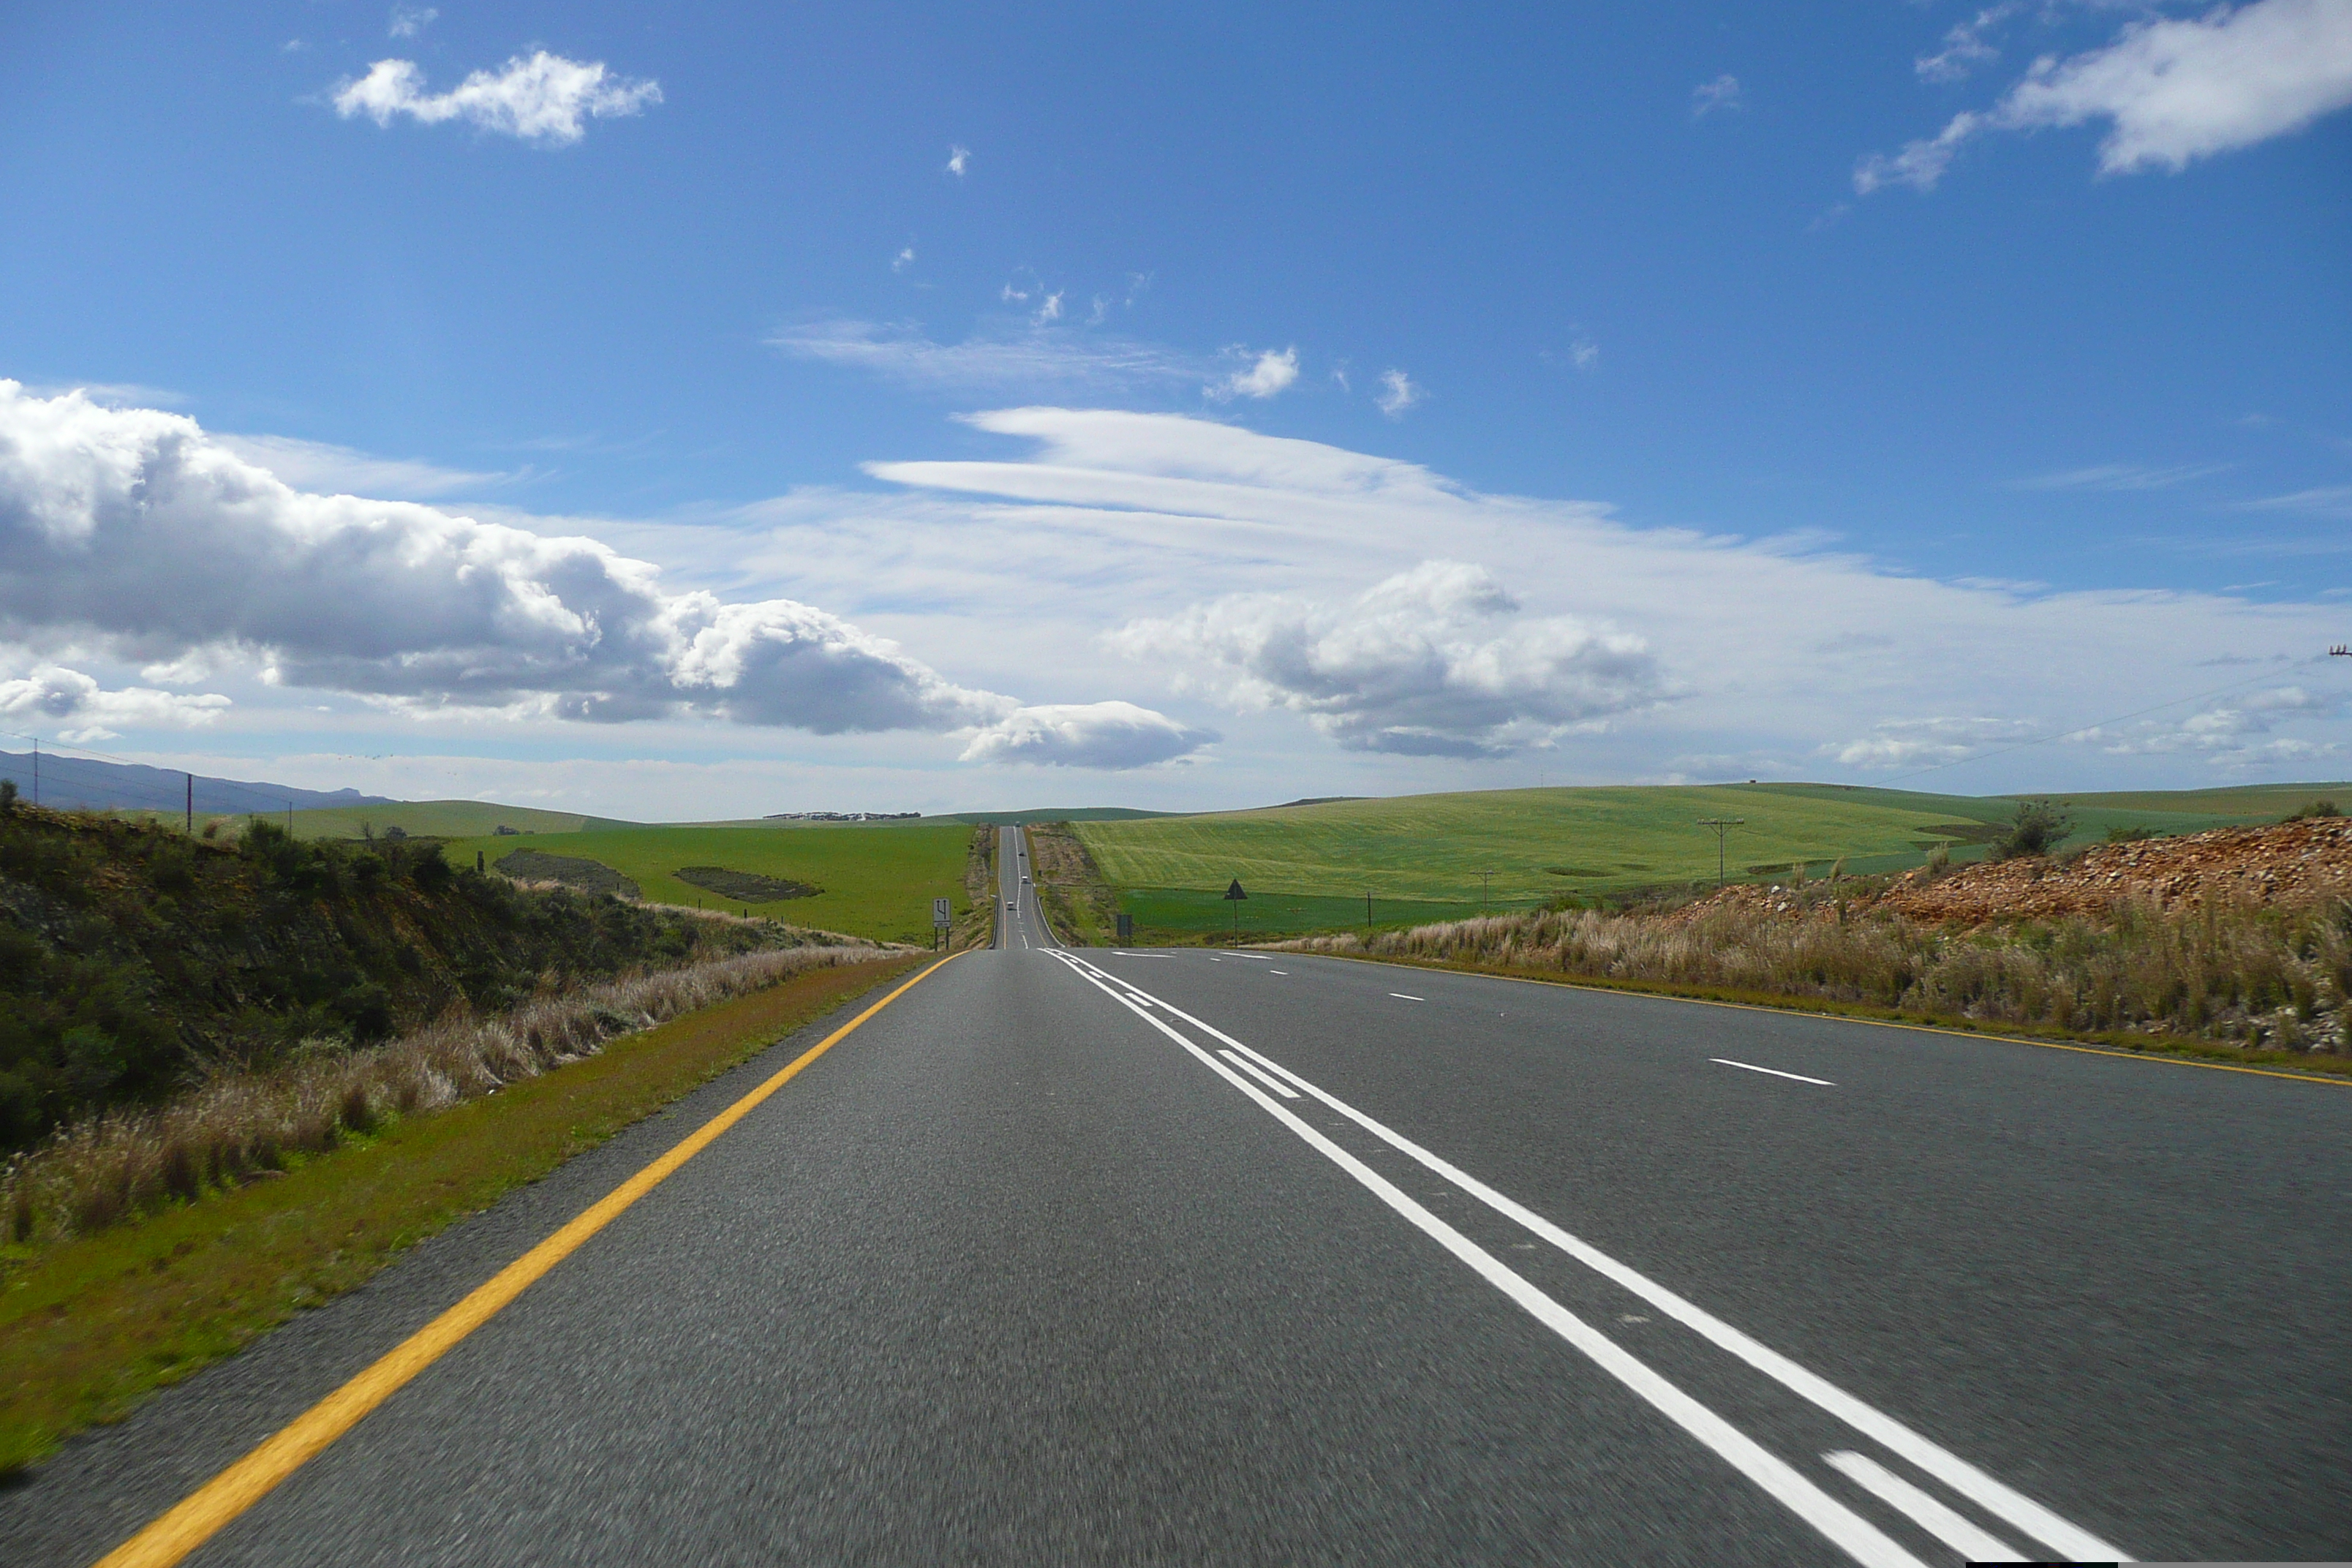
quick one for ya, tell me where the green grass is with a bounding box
[438,821,976,947]
[0,954,927,1475]
[1119,886,1515,942]
[1075,780,2331,918]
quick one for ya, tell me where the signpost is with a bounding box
[1224,878,1247,942]
[932,896,951,949]
[1115,912,1134,945]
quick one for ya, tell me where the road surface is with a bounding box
[8,824,2348,1564]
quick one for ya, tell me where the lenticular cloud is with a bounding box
[0,382,1200,766]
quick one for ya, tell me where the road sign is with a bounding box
[1224,879,1247,900]
[1115,913,1134,943]
[932,897,951,924]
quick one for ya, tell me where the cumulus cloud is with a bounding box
[331,52,662,146]
[1210,347,1300,402]
[1860,0,2352,192]
[1374,369,1423,418]
[1692,74,1742,116]
[0,661,231,745]
[0,382,1182,765]
[844,406,2345,785]
[1111,560,1665,758]
[1036,290,1064,324]
[946,145,970,176]
[387,5,437,39]
[959,701,1217,768]
[892,246,916,274]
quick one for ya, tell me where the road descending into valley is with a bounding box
[10,826,2348,1564]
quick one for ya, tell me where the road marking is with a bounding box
[1825,1451,2024,1564]
[1300,951,2352,1088]
[1389,993,1425,1002]
[1055,952,2132,1566]
[1713,1058,1834,1086]
[1267,970,1288,975]
[1219,1049,1301,1098]
[94,953,965,1568]
[1051,954,1927,1568]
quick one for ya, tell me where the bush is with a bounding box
[2107,826,2159,843]
[2288,800,2342,821]
[1993,800,2072,861]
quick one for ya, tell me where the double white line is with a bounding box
[1050,949,2132,1568]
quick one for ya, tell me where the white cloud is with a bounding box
[1855,112,1985,193]
[1826,715,2040,769]
[2012,461,2231,491]
[331,52,662,146]
[1861,0,2352,192]
[892,246,915,274]
[1210,347,1300,402]
[387,5,437,39]
[843,407,2347,788]
[1036,290,1064,324]
[215,434,513,499]
[769,318,1204,393]
[1918,4,2018,83]
[1374,369,1423,418]
[959,701,1216,768]
[0,661,231,745]
[2238,484,2352,518]
[0,382,1186,766]
[946,145,970,176]
[1692,74,1742,116]
[1112,561,1665,758]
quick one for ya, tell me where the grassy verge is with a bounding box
[1288,949,2352,1082]
[0,953,924,1474]
[1027,823,1117,946]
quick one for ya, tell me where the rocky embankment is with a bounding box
[1684,816,2352,926]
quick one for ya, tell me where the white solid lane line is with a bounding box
[1267,970,1288,976]
[1712,1058,1835,1087]
[1050,953,1929,1568]
[1824,1452,2024,1564]
[1219,1049,1301,1098]
[1390,993,1425,1002]
[1065,954,2132,1567]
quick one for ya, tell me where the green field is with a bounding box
[1076,780,2345,938]
[437,821,975,946]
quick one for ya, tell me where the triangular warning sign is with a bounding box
[1224,878,1248,900]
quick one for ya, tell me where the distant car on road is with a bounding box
[1006,898,1015,910]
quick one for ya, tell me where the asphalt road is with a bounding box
[8,824,2348,1564]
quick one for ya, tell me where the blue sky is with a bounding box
[1,1,2348,816]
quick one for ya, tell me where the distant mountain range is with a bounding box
[0,750,394,815]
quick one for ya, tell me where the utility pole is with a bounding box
[1478,869,1495,911]
[30,738,36,807]
[1697,818,1745,884]
[1365,889,1373,928]
[185,772,193,835]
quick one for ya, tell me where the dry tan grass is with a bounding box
[2,942,899,1247]
[1278,894,2352,1056]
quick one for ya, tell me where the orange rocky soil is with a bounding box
[1684,816,2352,926]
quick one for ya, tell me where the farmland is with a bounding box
[1074,781,2342,941]
[437,821,975,948]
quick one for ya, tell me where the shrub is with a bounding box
[2288,800,2342,821]
[1993,800,2072,861]
[2107,826,2159,843]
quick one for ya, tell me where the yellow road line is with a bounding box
[1303,951,2352,1088]
[94,952,964,1568]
